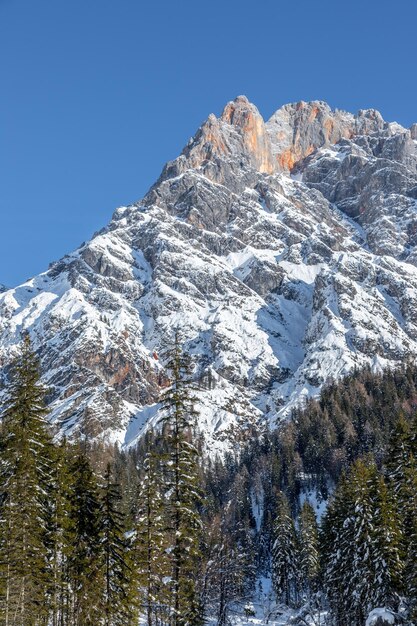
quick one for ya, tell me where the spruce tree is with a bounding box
[0,334,53,625]
[272,493,298,607]
[67,446,103,626]
[322,459,403,626]
[369,472,403,609]
[135,442,170,626]
[385,416,417,615]
[160,331,203,626]
[298,501,319,596]
[321,475,352,626]
[403,461,417,619]
[386,415,412,520]
[46,438,74,626]
[202,515,249,626]
[100,463,137,626]
[348,460,377,624]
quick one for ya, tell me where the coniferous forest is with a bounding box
[1,336,417,626]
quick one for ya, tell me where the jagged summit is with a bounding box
[158,96,414,202]
[1,97,417,452]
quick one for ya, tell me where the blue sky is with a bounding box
[1,0,416,286]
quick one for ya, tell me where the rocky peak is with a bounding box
[354,108,385,134]
[265,102,392,170]
[220,95,274,174]
[1,97,417,453]
[266,100,354,170]
[159,96,274,182]
[159,97,398,188]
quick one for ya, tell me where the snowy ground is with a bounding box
[204,576,326,626]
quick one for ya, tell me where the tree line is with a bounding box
[1,335,417,625]
[0,334,204,626]
[270,416,417,625]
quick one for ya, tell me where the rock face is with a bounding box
[1,97,417,452]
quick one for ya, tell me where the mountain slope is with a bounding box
[1,96,417,452]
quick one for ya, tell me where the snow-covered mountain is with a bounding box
[1,96,417,452]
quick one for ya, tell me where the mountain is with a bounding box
[1,96,417,452]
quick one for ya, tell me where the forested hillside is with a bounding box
[1,339,417,625]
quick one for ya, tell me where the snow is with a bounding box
[299,487,328,522]
[366,608,395,625]
[279,261,324,285]
[123,404,162,448]
[2,98,417,451]
[250,486,264,532]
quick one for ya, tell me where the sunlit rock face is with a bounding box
[1,96,417,453]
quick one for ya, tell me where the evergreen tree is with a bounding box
[272,493,298,607]
[100,463,137,626]
[201,515,250,626]
[0,334,53,625]
[67,446,103,626]
[369,472,403,608]
[403,461,417,620]
[135,442,170,626]
[385,416,417,616]
[161,331,203,626]
[348,460,377,625]
[46,438,74,626]
[298,501,319,596]
[322,459,403,626]
[321,474,352,626]
[386,415,412,513]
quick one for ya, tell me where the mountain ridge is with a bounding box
[1,96,417,452]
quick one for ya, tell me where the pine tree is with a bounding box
[272,493,298,607]
[298,501,319,596]
[0,334,53,625]
[100,463,137,626]
[160,331,203,626]
[135,441,170,626]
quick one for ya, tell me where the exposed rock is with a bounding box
[1,96,417,452]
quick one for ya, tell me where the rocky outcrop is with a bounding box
[267,100,354,170]
[1,96,417,452]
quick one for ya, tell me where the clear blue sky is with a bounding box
[1,0,416,286]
